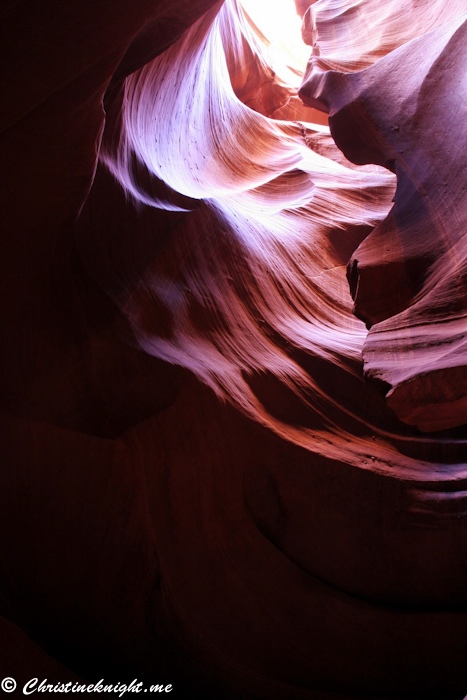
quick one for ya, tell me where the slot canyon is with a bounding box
[1,0,467,697]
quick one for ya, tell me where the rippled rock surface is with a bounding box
[1,0,467,697]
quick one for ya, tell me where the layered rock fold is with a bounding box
[1,0,467,697]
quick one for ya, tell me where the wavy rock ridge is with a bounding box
[1,0,467,697]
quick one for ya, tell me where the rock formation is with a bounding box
[1,0,466,697]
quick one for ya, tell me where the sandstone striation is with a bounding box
[1,0,466,697]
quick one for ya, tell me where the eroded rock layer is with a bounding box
[1,0,467,698]
[300,0,467,431]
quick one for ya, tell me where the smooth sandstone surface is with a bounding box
[300,1,467,431]
[1,0,467,698]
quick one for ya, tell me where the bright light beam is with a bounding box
[240,0,310,85]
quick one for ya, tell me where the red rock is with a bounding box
[300,5,467,431]
[1,0,467,697]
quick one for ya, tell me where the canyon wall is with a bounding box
[1,0,466,697]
